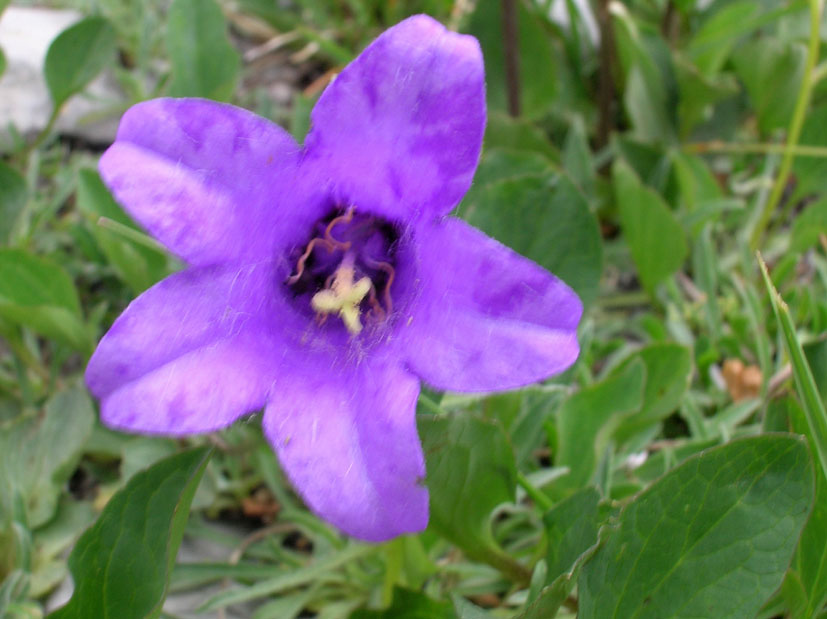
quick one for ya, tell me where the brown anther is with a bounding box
[286,237,336,285]
[324,207,355,249]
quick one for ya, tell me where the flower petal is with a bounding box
[99,98,313,265]
[263,355,427,541]
[100,331,276,434]
[303,15,485,221]
[402,218,583,392]
[86,261,280,401]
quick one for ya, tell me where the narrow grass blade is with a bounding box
[758,253,827,479]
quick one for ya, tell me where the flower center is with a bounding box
[286,207,399,335]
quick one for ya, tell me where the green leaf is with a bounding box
[419,414,527,581]
[0,161,27,245]
[50,447,212,619]
[544,487,600,584]
[515,578,570,619]
[624,64,675,144]
[759,255,827,481]
[452,594,491,619]
[687,1,787,76]
[166,0,240,100]
[791,197,827,252]
[466,1,556,117]
[579,435,815,618]
[614,160,688,294]
[44,17,116,108]
[670,151,723,212]
[0,45,6,80]
[804,337,827,405]
[783,399,827,617]
[0,249,91,352]
[611,343,693,443]
[199,544,375,610]
[76,169,168,292]
[351,587,454,619]
[484,113,561,163]
[554,361,645,490]
[732,38,805,133]
[612,6,677,143]
[562,118,595,197]
[462,172,603,307]
[673,58,738,139]
[0,388,95,528]
[793,105,827,200]
[30,499,96,597]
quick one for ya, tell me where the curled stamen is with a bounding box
[367,285,385,322]
[286,237,336,285]
[365,257,395,317]
[324,207,354,248]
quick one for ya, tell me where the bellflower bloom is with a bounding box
[85,15,582,541]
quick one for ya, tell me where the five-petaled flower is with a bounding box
[85,15,582,541]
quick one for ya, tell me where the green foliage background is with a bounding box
[2,0,827,617]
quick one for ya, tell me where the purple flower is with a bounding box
[85,15,582,541]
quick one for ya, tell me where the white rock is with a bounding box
[0,5,122,144]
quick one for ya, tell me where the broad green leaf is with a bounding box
[611,5,677,143]
[673,56,738,137]
[166,0,240,100]
[614,161,687,294]
[484,113,561,163]
[732,38,805,133]
[554,361,645,491]
[44,17,116,108]
[688,1,784,76]
[544,487,600,584]
[0,249,91,352]
[419,414,522,578]
[613,135,671,191]
[759,256,827,480]
[470,149,556,192]
[0,161,26,245]
[51,447,212,619]
[579,436,814,618]
[611,343,693,443]
[467,0,556,117]
[0,46,5,80]
[0,388,94,528]
[670,151,723,213]
[791,197,827,252]
[624,65,674,144]
[562,118,595,197]
[783,400,827,617]
[515,578,570,619]
[351,587,454,618]
[76,169,168,292]
[462,172,603,307]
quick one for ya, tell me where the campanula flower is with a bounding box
[85,15,582,541]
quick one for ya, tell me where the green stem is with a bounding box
[417,393,447,415]
[749,0,823,250]
[517,472,554,512]
[24,106,61,157]
[475,547,532,586]
[686,141,827,158]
